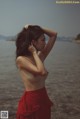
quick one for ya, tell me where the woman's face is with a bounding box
[33,34,46,51]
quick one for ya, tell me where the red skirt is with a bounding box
[16,87,53,119]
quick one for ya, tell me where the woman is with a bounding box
[16,25,57,119]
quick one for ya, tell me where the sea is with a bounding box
[0,39,80,119]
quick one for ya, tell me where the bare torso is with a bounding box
[17,56,48,91]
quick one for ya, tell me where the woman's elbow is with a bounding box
[54,32,57,38]
[51,32,57,39]
[39,70,48,76]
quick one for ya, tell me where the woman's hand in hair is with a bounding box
[24,24,33,29]
[28,44,37,54]
[24,24,29,29]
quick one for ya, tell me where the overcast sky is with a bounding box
[0,0,80,37]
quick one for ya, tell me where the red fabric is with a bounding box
[16,87,53,119]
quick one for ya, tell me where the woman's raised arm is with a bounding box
[39,27,57,61]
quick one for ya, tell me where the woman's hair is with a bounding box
[15,25,44,59]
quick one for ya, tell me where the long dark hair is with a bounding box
[15,25,44,59]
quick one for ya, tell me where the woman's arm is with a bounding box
[42,27,57,37]
[39,27,57,61]
[16,45,47,75]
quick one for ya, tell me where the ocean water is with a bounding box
[0,40,80,119]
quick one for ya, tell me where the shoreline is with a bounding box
[75,40,80,43]
[73,40,80,43]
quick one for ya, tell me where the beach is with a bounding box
[0,40,80,119]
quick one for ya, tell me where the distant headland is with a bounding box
[0,34,80,44]
[75,33,80,43]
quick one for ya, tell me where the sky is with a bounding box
[0,0,80,37]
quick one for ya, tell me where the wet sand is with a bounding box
[0,40,80,119]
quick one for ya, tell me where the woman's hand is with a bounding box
[24,24,29,29]
[24,24,33,29]
[28,44,37,54]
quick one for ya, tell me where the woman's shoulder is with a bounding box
[16,56,23,69]
[16,56,30,69]
[16,56,34,66]
[16,56,23,62]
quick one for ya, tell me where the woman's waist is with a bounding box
[24,79,45,91]
[24,87,50,100]
[25,86,47,95]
